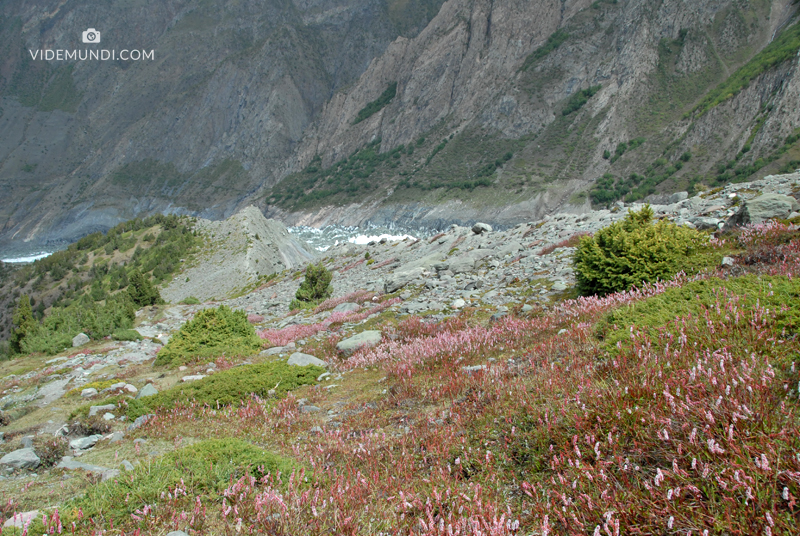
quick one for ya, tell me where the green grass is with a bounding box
[691,21,800,116]
[154,305,263,367]
[112,328,143,341]
[561,85,601,116]
[353,82,397,124]
[596,274,800,353]
[67,438,296,526]
[126,360,324,419]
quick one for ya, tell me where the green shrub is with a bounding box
[353,82,397,124]
[573,206,715,296]
[291,263,332,309]
[127,269,162,307]
[520,29,569,71]
[112,328,142,341]
[20,293,136,355]
[154,305,263,367]
[562,85,601,116]
[126,360,323,418]
[9,295,36,355]
[68,438,295,526]
[596,275,800,352]
[179,296,201,305]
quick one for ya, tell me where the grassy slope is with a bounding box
[4,222,799,534]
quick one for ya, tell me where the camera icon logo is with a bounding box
[82,28,101,44]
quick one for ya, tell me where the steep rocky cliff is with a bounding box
[2,0,800,247]
[263,0,800,227]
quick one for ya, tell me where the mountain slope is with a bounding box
[0,0,446,249]
[262,0,800,226]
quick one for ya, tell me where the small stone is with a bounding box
[72,333,90,347]
[102,412,116,421]
[721,256,735,267]
[300,405,321,413]
[133,438,147,445]
[120,460,135,471]
[109,431,124,444]
[310,426,324,434]
[317,372,331,382]
[20,436,34,449]
[124,384,138,393]
[287,352,327,367]
[558,329,568,335]
[451,298,466,309]
[462,365,487,372]
[81,388,98,398]
[521,304,533,312]
[551,281,567,292]
[490,311,507,322]
[178,366,188,372]
[127,414,155,431]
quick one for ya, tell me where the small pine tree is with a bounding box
[293,263,333,306]
[10,295,37,355]
[127,270,162,307]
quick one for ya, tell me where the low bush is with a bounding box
[179,296,201,305]
[68,438,295,526]
[126,360,324,419]
[112,328,142,341]
[154,305,263,367]
[573,206,716,296]
[33,437,68,468]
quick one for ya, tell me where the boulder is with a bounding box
[472,222,493,234]
[451,299,466,309]
[691,217,723,231]
[287,352,327,367]
[3,510,40,529]
[80,388,98,398]
[384,268,424,293]
[89,404,117,417]
[336,331,383,356]
[728,193,800,226]
[127,414,155,431]
[72,333,90,347]
[0,448,40,470]
[332,302,360,313]
[136,383,158,399]
[69,434,103,450]
[181,375,206,382]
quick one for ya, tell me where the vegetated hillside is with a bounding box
[263,0,800,227]
[0,0,447,249]
[0,179,799,533]
[0,214,200,353]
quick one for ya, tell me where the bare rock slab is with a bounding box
[72,333,90,347]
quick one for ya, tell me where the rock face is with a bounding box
[336,331,383,355]
[728,194,800,226]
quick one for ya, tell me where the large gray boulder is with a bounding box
[287,352,327,367]
[728,194,800,226]
[332,302,360,313]
[0,448,40,470]
[72,333,90,347]
[449,249,495,274]
[336,331,383,356]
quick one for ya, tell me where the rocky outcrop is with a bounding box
[727,193,800,226]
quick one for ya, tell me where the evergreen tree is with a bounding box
[128,270,162,307]
[294,263,333,304]
[10,295,37,355]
